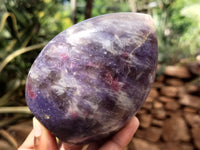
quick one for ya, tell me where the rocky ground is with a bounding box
[130,63,200,150]
[0,62,199,150]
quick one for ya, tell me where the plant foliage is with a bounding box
[0,0,72,106]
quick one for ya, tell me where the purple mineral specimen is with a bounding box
[25,12,158,144]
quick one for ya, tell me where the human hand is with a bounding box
[18,116,139,150]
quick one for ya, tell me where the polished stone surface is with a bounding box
[26,12,158,144]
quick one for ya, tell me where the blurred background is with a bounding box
[0,0,199,149]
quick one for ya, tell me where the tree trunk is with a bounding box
[71,0,77,24]
[128,0,137,12]
[84,0,93,19]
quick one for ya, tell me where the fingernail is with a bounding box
[33,117,42,137]
[33,117,42,146]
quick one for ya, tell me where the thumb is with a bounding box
[33,117,58,150]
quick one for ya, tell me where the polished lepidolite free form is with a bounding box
[26,13,158,144]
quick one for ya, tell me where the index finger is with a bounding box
[18,129,34,150]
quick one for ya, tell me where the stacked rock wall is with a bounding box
[130,64,200,150]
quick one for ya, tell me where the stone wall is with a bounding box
[129,63,200,150]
